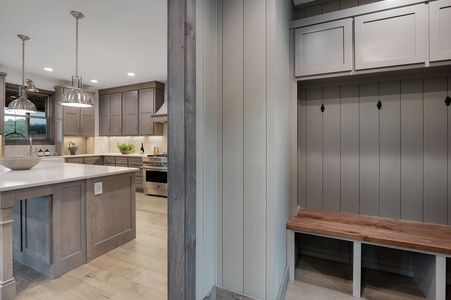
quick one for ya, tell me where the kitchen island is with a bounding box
[0,161,137,300]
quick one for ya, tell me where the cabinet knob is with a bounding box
[445,96,451,107]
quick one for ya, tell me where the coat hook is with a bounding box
[320,104,325,113]
[445,96,451,107]
[377,101,382,110]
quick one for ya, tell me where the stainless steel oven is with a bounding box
[143,155,167,197]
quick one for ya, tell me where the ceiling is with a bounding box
[0,0,167,91]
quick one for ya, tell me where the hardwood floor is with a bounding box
[15,192,168,300]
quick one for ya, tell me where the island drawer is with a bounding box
[128,157,143,166]
[103,156,116,166]
[116,157,128,166]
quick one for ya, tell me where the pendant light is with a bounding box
[60,11,93,107]
[7,34,37,113]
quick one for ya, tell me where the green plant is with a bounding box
[117,143,135,151]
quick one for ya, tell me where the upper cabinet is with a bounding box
[295,19,353,77]
[55,86,96,137]
[429,0,451,62]
[99,81,164,137]
[354,4,426,70]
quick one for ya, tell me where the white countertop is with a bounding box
[63,153,150,158]
[0,161,138,192]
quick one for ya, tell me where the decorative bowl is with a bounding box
[0,157,42,170]
[120,150,133,155]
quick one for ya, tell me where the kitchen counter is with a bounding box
[0,161,138,192]
[63,153,152,158]
[0,161,136,299]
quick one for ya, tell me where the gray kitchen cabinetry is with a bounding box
[139,88,163,135]
[99,93,122,136]
[122,90,139,136]
[83,156,103,165]
[103,156,116,166]
[354,4,426,70]
[294,19,353,77]
[56,86,95,137]
[128,157,144,192]
[65,157,84,164]
[429,0,451,62]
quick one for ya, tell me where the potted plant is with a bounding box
[117,143,135,154]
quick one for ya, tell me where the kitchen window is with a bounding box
[3,84,54,144]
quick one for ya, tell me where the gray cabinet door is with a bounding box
[122,90,139,135]
[63,105,80,136]
[354,4,426,70]
[295,19,353,77]
[110,93,122,135]
[429,0,451,62]
[99,94,111,136]
[80,105,95,137]
[139,88,156,135]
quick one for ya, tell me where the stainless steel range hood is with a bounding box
[152,84,167,123]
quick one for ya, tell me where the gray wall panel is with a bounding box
[298,89,307,208]
[359,83,380,216]
[222,0,244,291]
[423,77,448,224]
[379,81,401,218]
[340,85,360,213]
[306,88,323,209]
[400,79,424,222]
[243,0,266,297]
[323,86,341,212]
[449,76,451,225]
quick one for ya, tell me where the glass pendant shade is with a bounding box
[60,11,93,108]
[8,34,37,113]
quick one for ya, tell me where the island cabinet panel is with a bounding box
[354,4,426,70]
[429,0,451,62]
[52,181,87,278]
[294,18,353,77]
[86,173,136,260]
[122,90,139,136]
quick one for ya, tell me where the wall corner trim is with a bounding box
[276,265,290,300]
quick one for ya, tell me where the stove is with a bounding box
[143,154,167,197]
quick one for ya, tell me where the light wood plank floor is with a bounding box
[15,192,168,300]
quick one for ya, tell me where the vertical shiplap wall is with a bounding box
[298,76,451,225]
[218,0,292,299]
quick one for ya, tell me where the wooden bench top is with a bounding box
[287,208,451,255]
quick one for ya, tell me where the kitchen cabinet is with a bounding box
[65,157,84,164]
[128,157,144,192]
[56,87,95,137]
[429,0,451,62]
[83,156,103,165]
[103,156,116,166]
[294,19,353,77]
[354,4,426,70]
[122,90,139,135]
[99,93,122,136]
[99,81,165,137]
[139,88,163,135]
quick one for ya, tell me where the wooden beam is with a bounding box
[167,0,196,299]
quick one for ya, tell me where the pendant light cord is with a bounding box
[21,38,25,90]
[75,16,79,77]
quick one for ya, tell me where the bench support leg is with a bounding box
[436,254,446,300]
[287,230,295,280]
[353,241,362,298]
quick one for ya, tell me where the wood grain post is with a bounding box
[0,192,16,300]
[168,0,196,299]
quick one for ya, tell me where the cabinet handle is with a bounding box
[320,104,325,113]
[445,96,451,107]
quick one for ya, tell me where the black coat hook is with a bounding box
[320,104,325,113]
[377,101,382,110]
[445,96,451,107]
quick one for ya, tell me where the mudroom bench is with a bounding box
[286,208,451,300]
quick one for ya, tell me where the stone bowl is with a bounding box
[0,157,42,170]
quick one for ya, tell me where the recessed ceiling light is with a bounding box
[127,72,135,77]
[91,79,98,83]
[44,67,53,72]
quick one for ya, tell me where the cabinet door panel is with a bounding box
[123,91,139,135]
[80,106,94,137]
[429,0,451,62]
[295,19,353,77]
[99,95,111,136]
[355,4,426,70]
[139,89,156,135]
[110,93,122,135]
[63,106,80,136]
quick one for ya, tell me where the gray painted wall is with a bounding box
[298,75,451,224]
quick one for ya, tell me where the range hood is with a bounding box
[152,84,167,123]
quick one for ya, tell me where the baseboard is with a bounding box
[216,287,260,300]
[276,265,289,300]
[204,285,217,300]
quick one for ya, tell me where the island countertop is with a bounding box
[0,161,138,192]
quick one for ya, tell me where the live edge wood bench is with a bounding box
[286,208,451,300]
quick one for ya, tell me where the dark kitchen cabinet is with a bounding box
[99,93,122,136]
[139,88,163,135]
[122,90,139,135]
